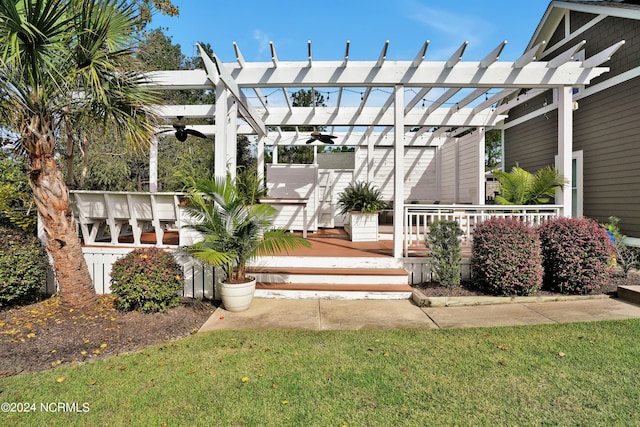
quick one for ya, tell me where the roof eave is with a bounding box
[526,1,640,52]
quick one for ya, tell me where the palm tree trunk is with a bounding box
[24,115,97,310]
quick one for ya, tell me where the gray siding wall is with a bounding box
[505,112,558,172]
[573,77,640,235]
[505,12,640,236]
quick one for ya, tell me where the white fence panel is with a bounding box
[46,247,216,299]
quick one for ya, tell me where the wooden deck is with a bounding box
[85,227,435,258]
[271,228,394,258]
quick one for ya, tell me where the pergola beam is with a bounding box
[261,106,503,127]
[445,41,468,68]
[411,40,429,68]
[197,44,267,136]
[259,130,450,147]
[211,61,609,88]
[150,103,512,128]
[480,41,507,68]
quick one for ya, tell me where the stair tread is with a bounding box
[247,266,408,276]
[256,282,413,292]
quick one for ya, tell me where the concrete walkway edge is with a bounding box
[198,297,640,332]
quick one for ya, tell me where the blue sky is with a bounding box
[150,0,552,63]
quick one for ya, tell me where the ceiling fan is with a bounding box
[305,131,337,145]
[156,117,207,142]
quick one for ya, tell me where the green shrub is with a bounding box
[0,226,49,308]
[539,217,614,294]
[110,248,184,313]
[472,217,543,296]
[426,220,463,287]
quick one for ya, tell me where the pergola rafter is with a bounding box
[147,37,624,257]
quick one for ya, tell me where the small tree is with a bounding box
[485,130,502,170]
[426,220,463,287]
[0,0,162,309]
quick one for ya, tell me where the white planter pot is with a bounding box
[220,278,256,312]
[346,212,379,242]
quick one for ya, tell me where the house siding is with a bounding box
[551,14,640,85]
[505,112,558,172]
[570,11,594,33]
[549,15,566,46]
[574,77,640,235]
[504,11,640,236]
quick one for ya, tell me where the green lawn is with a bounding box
[1,319,639,426]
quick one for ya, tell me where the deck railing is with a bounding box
[404,204,562,257]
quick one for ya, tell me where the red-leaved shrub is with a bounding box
[472,217,543,296]
[539,217,614,294]
[110,247,184,312]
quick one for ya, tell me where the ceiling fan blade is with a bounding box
[317,134,336,144]
[305,138,317,144]
[155,129,174,135]
[185,129,207,139]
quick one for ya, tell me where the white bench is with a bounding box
[70,191,182,246]
[72,192,112,244]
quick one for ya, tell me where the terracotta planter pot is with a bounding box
[220,278,256,312]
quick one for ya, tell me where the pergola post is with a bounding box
[257,136,265,181]
[477,127,486,204]
[214,80,228,178]
[393,85,405,258]
[227,100,238,179]
[557,86,573,217]
[149,135,159,192]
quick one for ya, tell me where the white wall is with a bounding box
[438,133,482,204]
[457,132,482,204]
[266,164,318,232]
[359,146,438,202]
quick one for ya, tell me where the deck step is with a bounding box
[256,282,413,292]
[255,282,413,300]
[246,266,409,286]
[618,285,640,305]
[252,256,403,269]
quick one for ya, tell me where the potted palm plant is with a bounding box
[183,173,310,311]
[337,181,388,242]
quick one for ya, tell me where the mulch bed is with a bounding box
[0,296,217,377]
[414,270,640,297]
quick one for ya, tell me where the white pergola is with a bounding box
[147,38,624,257]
